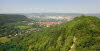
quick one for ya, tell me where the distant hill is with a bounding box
[0,14,28,24]
[2,16,100,51]
[23,13,100,17]
[0,14,30,37]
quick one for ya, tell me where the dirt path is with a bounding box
[69,36,76,51]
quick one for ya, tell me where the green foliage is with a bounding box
[69,16,100,51]
[2,16,100,51]
[17,26,32,30]
[32,23,41,28]
[0,24,19,37]
[0,14,30,37]
[0,14,28,24]
[0,36,11,43]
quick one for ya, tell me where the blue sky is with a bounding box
[0,0,100,13]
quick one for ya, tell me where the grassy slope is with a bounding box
[2,16,100,51]
[0,37,11,43]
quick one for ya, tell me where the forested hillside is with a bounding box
[1,16,100,51]
[0,14,30,37]
[0,14,28,24]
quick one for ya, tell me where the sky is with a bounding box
[0,0,100,13]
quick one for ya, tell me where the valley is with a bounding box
[0,14,100,51]
[0,0,100,51]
